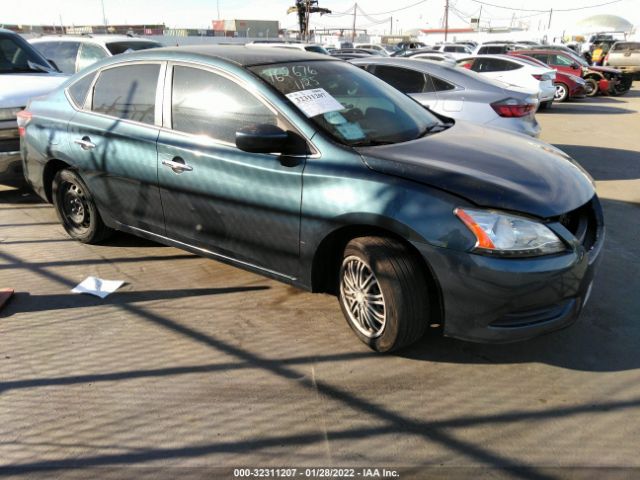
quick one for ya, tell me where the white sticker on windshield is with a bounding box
[286,88,344,118]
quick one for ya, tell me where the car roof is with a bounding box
[115,44,334,67]
[31,35,159,44]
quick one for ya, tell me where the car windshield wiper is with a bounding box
[417,122,451,138]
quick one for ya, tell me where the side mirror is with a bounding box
[571,63,580,69]
[236,124,289,154]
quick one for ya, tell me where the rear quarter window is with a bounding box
[68,71,97,108]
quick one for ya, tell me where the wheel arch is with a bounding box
[42,159,73,203]
[310,223,444,327]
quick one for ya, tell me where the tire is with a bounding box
[52,169,113,244]
[539,100,553,110]
[610,82,630,96]
[584,77,599,97]
[338,236,429,352]
[553,83,570,102]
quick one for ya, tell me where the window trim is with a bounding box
[161,60,317,156]
[72,59,166,129]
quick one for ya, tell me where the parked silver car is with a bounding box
[350,57,540,137]
[0,28,68,184]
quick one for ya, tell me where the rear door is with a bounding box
[156,63,306,276]
[67,61,165,233]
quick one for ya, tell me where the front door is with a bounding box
[156,64,305,277]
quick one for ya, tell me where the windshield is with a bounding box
[106,41,162,55]
[250,60,441,147]
[0,34,55,74]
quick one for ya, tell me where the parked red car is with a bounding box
[508,53,586,102]
[511,49,632,97]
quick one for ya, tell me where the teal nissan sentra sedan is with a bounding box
[19,46,603,352]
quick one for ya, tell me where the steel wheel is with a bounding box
[340,255,386,338]
[52,168,113,243]
[61,181,91,232]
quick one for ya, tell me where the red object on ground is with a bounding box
[0,288,14,310]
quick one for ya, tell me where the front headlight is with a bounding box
[455,208,565,257]
[0,107,24,121]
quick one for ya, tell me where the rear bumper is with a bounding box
[485,116,540,138]
[414,197,604,343]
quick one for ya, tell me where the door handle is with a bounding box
[162,157,193,173]
[74,136,96,150]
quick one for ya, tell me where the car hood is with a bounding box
[358,121,595,218]
[0,73,68,107]
[588,65,622,75]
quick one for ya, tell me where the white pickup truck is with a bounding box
[604,41,640,77]
[1,28,68,185]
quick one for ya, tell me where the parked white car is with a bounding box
[30,35,162,73]
[432,43,473,59]
[457,54,556,109]
[354,43,390,56]
[245,41,330,55]
[1,29,68,184]
[407,52,457,66]
[351,57,541,137]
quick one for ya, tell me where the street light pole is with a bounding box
[101,0,107,27]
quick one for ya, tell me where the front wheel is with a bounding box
[584,78,599,97]
[610,82,630,96]
[554,83,569,102]
[338,237,429,352]
[52,169,113,244]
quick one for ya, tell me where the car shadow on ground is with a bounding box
[549,103,636,114]
[553,144,640,181]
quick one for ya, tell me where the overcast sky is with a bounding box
[3,0,640,33]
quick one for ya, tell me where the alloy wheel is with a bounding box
[340,256,386,338]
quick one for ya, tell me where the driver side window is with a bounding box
[171,66,278,144]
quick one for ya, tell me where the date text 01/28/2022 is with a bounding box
[233,467,400,478]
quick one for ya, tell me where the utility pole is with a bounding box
[548,8,553,30]
[444,0,449,41]
[390,15,393,35]
[510,12,515,29]
[351,3,357,43]
[477,5,482,32]
[101,0,107,27]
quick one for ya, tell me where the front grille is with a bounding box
[557,199,598,251]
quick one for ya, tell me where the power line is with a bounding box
[359,0,429,16]
[467,0,623,13]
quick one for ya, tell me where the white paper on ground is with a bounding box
[71,276,124,299]
[285,88,344,117]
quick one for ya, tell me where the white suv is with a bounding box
[1,29,67,184]
[30,35,162,74]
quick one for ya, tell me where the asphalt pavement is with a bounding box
[0,87,639,479]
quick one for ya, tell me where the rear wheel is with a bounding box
[584,78,599,97]
[52,169,113,244]
[554,82,569,102]
[338,237,429,352]
[610,82,630,96]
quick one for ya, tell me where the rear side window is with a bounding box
[105,41,162,55]
[77,43,108,72]
[370,65,430,93]
[68,71,97,107]
[429,75,455,91]
[612,42,640,51]
[92,64,160,124]
[473,58,521,72]
[171,66,278,143]
[528,53,550,64]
